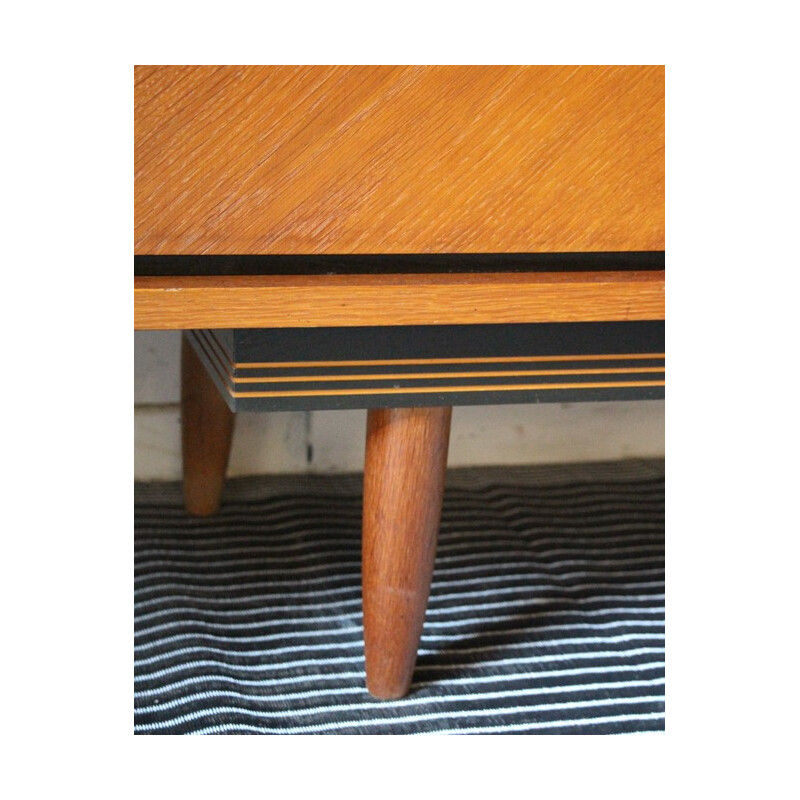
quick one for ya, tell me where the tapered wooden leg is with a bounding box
[362,406,452,699]
[181,333,235,516]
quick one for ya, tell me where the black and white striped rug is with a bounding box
[134,460,665,734]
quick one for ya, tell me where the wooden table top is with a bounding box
[135,65,664,257]
[134,66,664,330]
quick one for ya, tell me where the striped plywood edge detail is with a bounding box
[135,65,664,255]
[187,322,665,412]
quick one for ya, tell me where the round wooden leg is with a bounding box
[362,406,451,699]
[181,333,235,516]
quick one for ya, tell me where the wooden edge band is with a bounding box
[134,271,665,330]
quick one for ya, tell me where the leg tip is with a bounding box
[366,678,413,701]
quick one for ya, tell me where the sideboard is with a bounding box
[134,65,665,699]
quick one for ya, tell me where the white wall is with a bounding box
[134,331,665,480]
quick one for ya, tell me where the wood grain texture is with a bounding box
[362,407,452,699]
[135,65,664,255]
[181,334,235,516]
[134,270,665,330]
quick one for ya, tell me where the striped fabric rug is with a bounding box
[134,460,665,734]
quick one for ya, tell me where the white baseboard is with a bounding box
[134,401,665,481]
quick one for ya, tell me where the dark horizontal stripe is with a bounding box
[132,683,665,721]
[134,612,666,636]
[133,493,665,521]
[132,542,665,568]
[229,372,666,394]
[133,502,665,527]
[134,476,666,508]
[132,537,666,565]
[132,533,665,560]
[134,641,666,671]
[134,667,666,706]
[132,525,665,547]
[133,622,667,654]
[134,649,667,680]
[132,526,664,550]
[135,520,664,548]
[512,717,665,736]
[132,570,665,595]
[135,252,665,277]
[135,699,667,735]
[233,358,666,379]
[232,321,665,363]
[132,485,665,511]
[133,609,661,632]
[132,531,665,560]
[135,666,667,704]
[133,577,665,604]
[226,385,665,411]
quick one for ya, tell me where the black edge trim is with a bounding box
[135,252,665,277]
[230,386,666,412]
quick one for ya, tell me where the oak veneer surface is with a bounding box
[135,65,664,256]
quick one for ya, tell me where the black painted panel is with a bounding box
[187,320,665,412]
[232,321,664,363]
[231,358,666,379]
